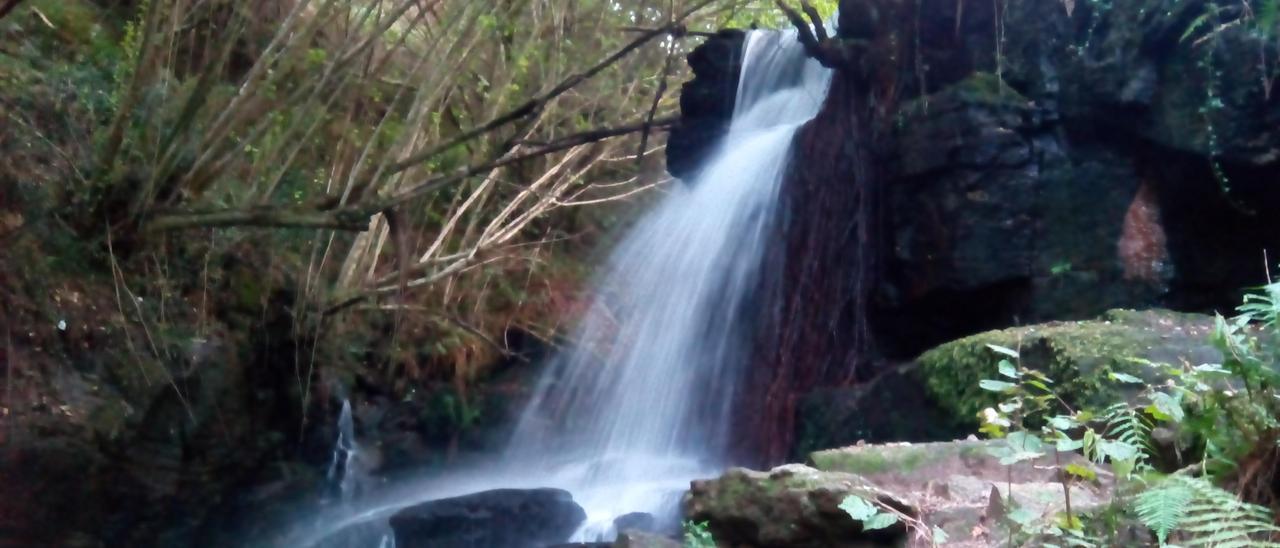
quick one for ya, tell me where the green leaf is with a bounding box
[863,512,899,530]
[1007,431,1044,452]
[1097,439,1139,462]
[998,359,1019,378]
[1026,379,1053,392]
[1056,437,1085,452]
[931,525,949,544]
[1000,450,1046,465]
[1109,372,1143,384]
[839,494,878,521]
[1149,392,1185,423]
[980,380,1018,392]
[1064,463,1097,481]
[987,344,1020,358]
[1048,415,1077,430]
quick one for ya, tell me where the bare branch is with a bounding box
[144,117,677,232]
[377,0,719,183]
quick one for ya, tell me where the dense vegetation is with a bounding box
[0,0,833,419]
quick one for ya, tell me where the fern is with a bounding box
[1134,474,1280,547]
[1101,403,1155,469]
[1134,475,1196,545]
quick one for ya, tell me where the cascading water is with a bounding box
[503,26,833,539]
[284,23,832,547]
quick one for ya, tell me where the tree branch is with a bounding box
[774,0,845,68]
[375,0,718,183]
[144,117,677,232]
[0,0,26,21]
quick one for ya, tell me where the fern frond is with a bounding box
[1134,474,1280,547]
[1102,403,1155,467]
[1134,476,1194,545]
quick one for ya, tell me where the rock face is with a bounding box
[666,29,745,181]
[671,0,1280,355]
[687,441,1114,547]
[389,488,587,548]
[671,0,1280,460]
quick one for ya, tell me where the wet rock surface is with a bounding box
[389,488,587,548]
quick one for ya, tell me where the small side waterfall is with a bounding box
[283,23,833,547]
[327,400,359,502]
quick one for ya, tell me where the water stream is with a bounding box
[287,24,832,547]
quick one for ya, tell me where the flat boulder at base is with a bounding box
[389,488,586,548]
[686,441,1113,547]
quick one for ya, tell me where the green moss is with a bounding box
[918,309,1222,424]
[811,441,991,475]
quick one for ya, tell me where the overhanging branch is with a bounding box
[144,116,677,232]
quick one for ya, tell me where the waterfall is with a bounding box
[282,23,832,547]
[504,26,832,539]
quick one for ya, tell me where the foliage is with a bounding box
[1,0,823,400]
[971,283,1280,546]
[839,494,901,531]
[1135,473,1280,547]
[683,519,716,548]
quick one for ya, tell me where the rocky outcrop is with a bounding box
[666,29,745,181]
[686,440,1114,547]
[389,488,587,548]
[671,0,1280,461]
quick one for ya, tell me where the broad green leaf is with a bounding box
[1056,437,1084,451]
[980,380,1017,392]
[1149,392,1185,423]
[1007,431,1044,451]
[838,494,878,521]
[1097,439,1139,462]
[1048,415,1077,430]
[863,512,899,530]
[987,344,1020,358]
[1108,372,1143,384]
[998,359,1019,379]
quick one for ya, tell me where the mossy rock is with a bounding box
[682,464,910,547]
[918,309,1222,423]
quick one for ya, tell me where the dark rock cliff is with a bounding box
[670,0,1280,461]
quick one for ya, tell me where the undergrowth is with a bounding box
[965,281,1280,546]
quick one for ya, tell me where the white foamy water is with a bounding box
[284,24,832,547]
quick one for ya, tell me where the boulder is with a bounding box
[686,440,1114,547]
[613,511,657,534]
[683,464,911,547]
[614,530,682,548]
[917,308,1222,422]
[389,488,586,548]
